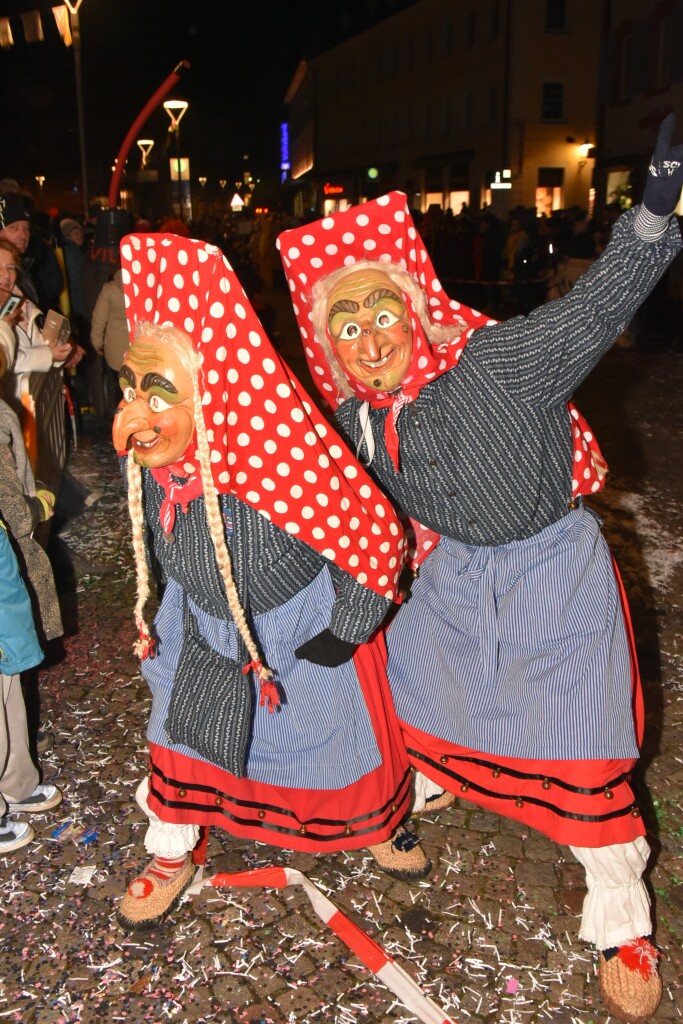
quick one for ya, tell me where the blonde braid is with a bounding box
[126,451,153,657]
[191,373,273,682]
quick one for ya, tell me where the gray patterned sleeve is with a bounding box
[234,496,391,644]
[327,563,392,644]
[467,206,682,406]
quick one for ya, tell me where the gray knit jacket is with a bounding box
[334,208,681,547]
[141,474,389,645]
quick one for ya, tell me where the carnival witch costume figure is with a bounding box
[278,116,683,1024]
[113,232,432,933]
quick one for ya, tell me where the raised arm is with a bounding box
[470,115,683,407]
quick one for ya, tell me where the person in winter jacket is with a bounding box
[0,520,62,855]
[90,267,129,412]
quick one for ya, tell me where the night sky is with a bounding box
[1,0,416,209]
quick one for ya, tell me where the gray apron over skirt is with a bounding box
[143,568,383,790]
[387,505,639,760]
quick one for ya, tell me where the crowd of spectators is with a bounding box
[387,199,683,341]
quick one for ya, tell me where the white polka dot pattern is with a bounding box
[120,233,407,599]
[277,191,608,502]
[277,191,487,410]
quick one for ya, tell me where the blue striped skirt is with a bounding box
[387,506,639,760]
[142,570,382,790]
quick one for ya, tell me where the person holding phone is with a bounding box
[0,238,75,408]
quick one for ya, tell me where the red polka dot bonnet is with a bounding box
[277,191,491,413]
[120,233,407,601]
[278,192,607,499]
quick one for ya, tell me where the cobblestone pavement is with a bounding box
[0,347,681,1024]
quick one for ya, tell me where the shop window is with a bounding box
[448,190,470,214]
[535,187,562,218]
[536,167,564,217]
[425,192,443,210]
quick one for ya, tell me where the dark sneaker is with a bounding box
[0,819,35,853]
[7,784,62,813]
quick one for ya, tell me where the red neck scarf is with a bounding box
[150,461,204,537]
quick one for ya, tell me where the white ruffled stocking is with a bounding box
[570,836,653,950]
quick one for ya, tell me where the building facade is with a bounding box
[284,0,605,217]
[596,0,683,211]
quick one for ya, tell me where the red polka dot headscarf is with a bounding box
[278,191,491,412]
[278,191,607,499]
[120,233,407,601]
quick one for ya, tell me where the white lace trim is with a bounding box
[411,771,445,813]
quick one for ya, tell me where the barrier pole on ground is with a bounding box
[189,865,457,1024]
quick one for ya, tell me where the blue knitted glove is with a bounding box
[294,628,357,667]
[642,113,683,216]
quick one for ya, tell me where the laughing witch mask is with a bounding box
[278,191,607,488]
[114,232,407,664]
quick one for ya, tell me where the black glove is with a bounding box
[642,113,683,216]
[294,628,357,667]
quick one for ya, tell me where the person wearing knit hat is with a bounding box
[0,193,63,311]
[112,231,431,933]
[59,218,83,244]
[277,116,683,1024]
[0,194,31,245]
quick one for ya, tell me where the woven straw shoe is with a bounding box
[368,827,432,880]
[117,856,195,932]
[598,938,662,1024]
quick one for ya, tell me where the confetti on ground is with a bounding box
[1,346,681,1024]
[68,866,98,886]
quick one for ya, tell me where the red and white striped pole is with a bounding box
[189,866,456,1024]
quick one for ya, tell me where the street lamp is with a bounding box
[163,99,188,219]
[137,139,155,168]
[63,0,89,217]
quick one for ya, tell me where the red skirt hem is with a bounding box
[146,634,413,853]
[403,720,646,847]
